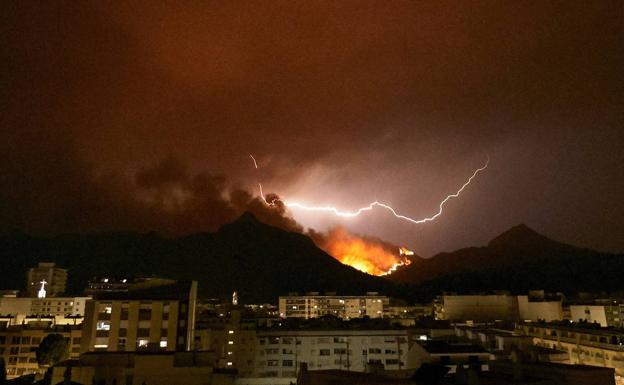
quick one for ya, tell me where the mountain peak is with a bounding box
[237,211,260,223]
[487,223,552,249]
[217,211,268,235]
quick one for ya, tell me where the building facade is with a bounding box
[194,307,258,375]
[249,329,417,380]
[435,293,563,322]
[435,294,519,322]
[0,296,90,326]
[517,295,563,322]
[522,322,624,375]
[0,323,82,379]
[26,262,68,298]
[80,281,197,353]
[278,294,388,319]
[570,300,624,327]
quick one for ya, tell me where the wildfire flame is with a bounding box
[315,227,413,276]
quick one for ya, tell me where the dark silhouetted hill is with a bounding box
[0,212,393,302]
[2,219,622,303]
[389,224,624,297]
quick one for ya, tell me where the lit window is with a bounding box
[160,339,167,348]
[137,339,149,348]
[227,351,233,355]
[96,321,111,331]
[228,340,234,345]
[226,362,233,366]
[94,344,108,349]
[228,330,234,334]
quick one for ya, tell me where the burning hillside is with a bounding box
[311,227,413,276]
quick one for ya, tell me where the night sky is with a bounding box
[1,1,622,257]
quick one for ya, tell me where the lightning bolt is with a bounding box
[250,155,489,275]
[251,154,489,225]
[277,157,489,224]
[249,154,258,169]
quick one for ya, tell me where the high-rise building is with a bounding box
[80,281,197,353]
[26,262,67,298]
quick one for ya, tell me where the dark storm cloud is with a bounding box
[0,1,622,255]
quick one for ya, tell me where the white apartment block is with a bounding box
[278,294,388,319]
[523,323,624,376]
[0,296,90,326]
[250,329,416,380]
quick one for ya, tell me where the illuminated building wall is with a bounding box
[80,281,197,353]
[278,294,389,319]
[0,296,90,326]
[250,329,415,379]
[0,324,82,379]
[436,294,564,322]
[26,262,67,298]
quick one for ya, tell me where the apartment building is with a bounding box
[278,293,388,319]
[194,307,257,375]
[250,328,417,380]
[0,296,90,326]
[0,323,82,379]
[522,322,624,375]
[80,281,197,353]
[26,262,68,298]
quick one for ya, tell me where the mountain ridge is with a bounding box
[1,215,622,302]
[389,223,623,298]
[0,212,394,302]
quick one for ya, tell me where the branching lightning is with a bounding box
[257,157,489,225]
[249,154,490,276]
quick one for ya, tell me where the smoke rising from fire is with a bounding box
[0,147,403,276]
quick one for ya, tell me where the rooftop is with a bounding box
[419,341,488,354]
[94,281,195,300]
[527,321,624,337]
[262,315,451,331]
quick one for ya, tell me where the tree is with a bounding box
[36,334,69,367]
